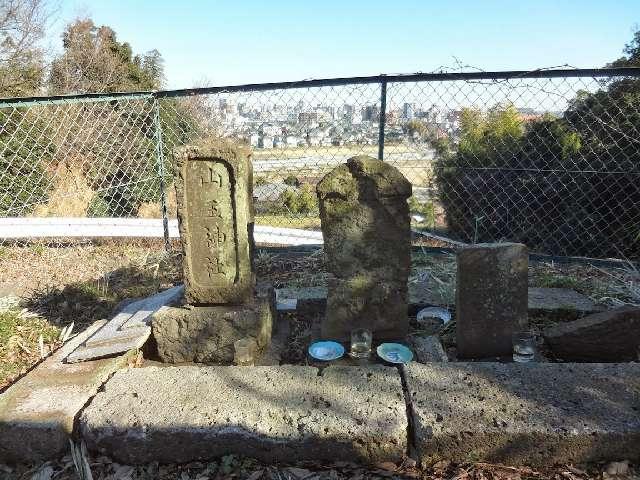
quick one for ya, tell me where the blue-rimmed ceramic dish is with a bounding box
[308,341,345,361]
[377,343,413,364]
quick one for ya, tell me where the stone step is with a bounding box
[403,362,640,467]
[275,286,599,318]
[79,365,407,464]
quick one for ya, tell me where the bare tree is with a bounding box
[0,0,52,96]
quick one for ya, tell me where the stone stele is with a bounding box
[456,243,528,358]
[174,140,255,305]
[316,155,412,341]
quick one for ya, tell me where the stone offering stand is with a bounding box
[1,144,638,467]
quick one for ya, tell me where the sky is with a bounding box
[50,0,639,90]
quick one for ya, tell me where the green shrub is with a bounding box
[0,109,54,215]
[279,184,318,214]
[284,175,301,187]
[434,97,640,258]
[408,197,437,228]
[86,194,111,217]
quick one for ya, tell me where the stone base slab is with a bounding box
[0,321,128,463]
[404,362,640,467]
[79,365,407,464]
[152,298,273,364]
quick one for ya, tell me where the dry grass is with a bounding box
[529,260,639,307]
[137,187,178,218]
[0,308,60,391]
[31,163,94,217]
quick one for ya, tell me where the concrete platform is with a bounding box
[403,363,640,467]
[0,321,129,463]
[79,365,407,464]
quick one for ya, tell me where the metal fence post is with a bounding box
[377,77,387,160]
[152,96,171,252]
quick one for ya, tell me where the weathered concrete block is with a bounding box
[456,243,528,358]
[152,298,273,364]
[404,362,640,466]
[0,321,128,463]
[174,140,255,305]
[317,156,411,341]
[543,305,640,361]
[80,365,407,464]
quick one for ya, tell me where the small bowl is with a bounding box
[308,341,345,361]
[377,343,413,364]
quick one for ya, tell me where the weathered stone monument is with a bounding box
[152,140,272,364]
[316,155,412,341]
[456,243,528,358]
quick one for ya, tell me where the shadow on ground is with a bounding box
[22,261,182,331]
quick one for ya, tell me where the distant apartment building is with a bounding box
[260,135,274,149]
[403,102,414,120]
[362,104,380,122]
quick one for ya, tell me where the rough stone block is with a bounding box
[543,305,640,361]
[0,321,128,463]
[152,298,273,364]
[317,156,412,341]
[410,335,448,362]
[404,362,640,466]
[456,243,528,358]
[79,365,407,464]
[174,140,255,304]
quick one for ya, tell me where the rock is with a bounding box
[79,365,407,464]
[0,321,128,463]
[174,139,255,305]
[528,287,600,319]
[543,305,640,361]
[316,156,412,341]
[404,362,640,467]
[410,335,448,362]
[456,243,528,358]
[152,298,273,364]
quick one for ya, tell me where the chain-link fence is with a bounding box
[1,68,639,259]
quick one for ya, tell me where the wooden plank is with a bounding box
[65,285,184,363]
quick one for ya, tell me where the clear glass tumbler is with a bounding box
[234,338,257,366]
[350,328,372,358]
[512,331,536,363]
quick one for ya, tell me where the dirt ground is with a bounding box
[2,452,634,480]
[1,239,637,390]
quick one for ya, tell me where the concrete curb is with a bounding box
[0,321,129,463]
[79,365,407,464]
[404,362,640,467]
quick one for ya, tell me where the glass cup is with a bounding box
[350,328,372,359]
[512,331,536,363]
[234,338,257,366]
